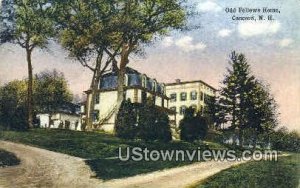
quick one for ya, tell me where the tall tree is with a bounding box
[54,0,192,130]
[105,0,190,112]
[53,0,119,130]
[247,81,278,148]
[0,0,55,128]
[204,95,226,130]
[220,52,256,145]
[219,51,278,146]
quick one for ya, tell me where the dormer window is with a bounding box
[142,75,147,88]
[124,74,128,86]
[152,79,157,92]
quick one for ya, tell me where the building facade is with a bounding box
[166,79,216,127]
[84,67,172,132]
[36,102,82,130]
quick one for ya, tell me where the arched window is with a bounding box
[141,74,147,88]
[152,79,157,92]
[124,74,129,86]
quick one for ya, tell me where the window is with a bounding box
[179,106,187,115]
[170,93,176,102]
[152,80,157,92]
[170,106,176,113]
[95,94,100,104]
[161,84,165,95]
[142,75,147,88]
[124,74,128,86]
[190,91,197,100]
[180,92,187,101]
[200,91,204,101]
[93,110,99,122]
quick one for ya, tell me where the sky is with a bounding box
[0,0,299,132]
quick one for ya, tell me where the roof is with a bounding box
[165,80,217,91]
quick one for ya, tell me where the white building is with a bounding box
[36,103,82,131]
[165,79,216,127]
[84,67,173,133]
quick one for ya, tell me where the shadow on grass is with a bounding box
[0,149,20,168]
[85,158,193,180]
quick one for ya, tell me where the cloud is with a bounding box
[175,36,206,52]
[218,29,233,37]
[197,1,222,12]
[161,37,174,47]
[238,21,281,37]
[279,38,294,47]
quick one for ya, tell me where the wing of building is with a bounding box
[83,67,173,132]
[165,79,216,127]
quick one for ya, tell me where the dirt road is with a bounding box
[0,141,246,188]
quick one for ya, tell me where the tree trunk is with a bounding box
[26,49,34,129]
[116,44,130,112]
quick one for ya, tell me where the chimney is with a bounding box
[175,79,181,84]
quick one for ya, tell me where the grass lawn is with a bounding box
[0,149,20,168]
[193,153,300,188]
[0,128,223,180]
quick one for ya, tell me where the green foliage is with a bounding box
[180,107,208,142]
[0,80,28,130]
[0,149,20,167]
[1,0,56,128]
[0,0,55,47]
[197,154,300,188]
[115,98,172,142]
[138,98,172,142]
[34,69,73,113]
[270,127,300,152]
[203,95,226,130]
[115,99,137,139]
[0,70,73,130]
[217,51,278,146]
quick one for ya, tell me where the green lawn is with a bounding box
[0,129,217,180]
[194,153,300,188]
[0,149,20,168]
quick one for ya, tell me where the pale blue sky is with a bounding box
[0,0,299,131]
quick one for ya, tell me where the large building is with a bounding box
[166,79,216,127]
[84,67,173,132]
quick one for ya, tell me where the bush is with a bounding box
[179,107,208,142]
[115,98,172,142]
[138,99,171,142]
[115,99,137,139]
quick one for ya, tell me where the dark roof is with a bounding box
[102,67,141,77]
[165,80,217,91]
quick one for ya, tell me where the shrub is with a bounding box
[115,99,137,139]
[138,99,171,142]
[179,107,208,142]
[115,98,172,142]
